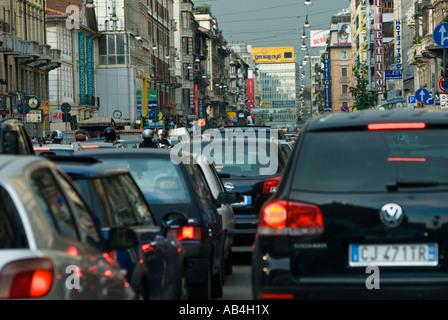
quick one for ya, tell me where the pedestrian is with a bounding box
[139,129,158,148]
[155,129,172,149]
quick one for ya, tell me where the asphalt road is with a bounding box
[217,249,253,300]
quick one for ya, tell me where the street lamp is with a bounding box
[86,0,96,9]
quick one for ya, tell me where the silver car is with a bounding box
[0,155,136,299]
[190,152,237,275]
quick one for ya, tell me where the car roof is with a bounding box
[75,148,172,157]
[304,109,448,131]
[51,157,130,178]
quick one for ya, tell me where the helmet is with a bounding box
[158,129,166,136]
[104,127,117,142]
[142,129,154,139]
[51,130,63,143]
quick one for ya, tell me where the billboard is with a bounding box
[337,22,352,44]
[310,30,330,48]
[253,47,295,64]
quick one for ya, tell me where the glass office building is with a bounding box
[258,63,297,128]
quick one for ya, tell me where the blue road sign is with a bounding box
[415,88,430,103]
[407,95,416,105]
[433,23,448,48]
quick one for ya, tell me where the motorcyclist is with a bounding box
[155,129,172,149]
[139,129,158,148]
[51,130,63,144]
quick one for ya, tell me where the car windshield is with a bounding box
[98,157,191,204]
[184,139,283,177]
[292,129,448,192]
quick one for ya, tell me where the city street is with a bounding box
[217,249,252,300]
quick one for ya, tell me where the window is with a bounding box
[341,51,347,60]
[293,129,448,192]
[57,173,102,249]
[0,187,28,249]
[99,34,128,65]
[342,84,349,94]
[31,169,79,240]
[341,66,348,77]
[181,11,190,29]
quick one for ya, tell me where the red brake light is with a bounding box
[169,226,203,242]
[263,176,281,193]
[387,157,426,162]
[259,200,324,236]
[81,145,100,149]
[367,122,426,130]
[33,148,51,151]
[1,258,54,299]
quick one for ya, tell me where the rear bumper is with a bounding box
[182,243,211,285]
[252,236,448,300]
[252,281,448,300]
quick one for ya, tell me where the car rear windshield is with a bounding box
[186,139,284,177]
[99,157,191,204]
[292,129,448,192]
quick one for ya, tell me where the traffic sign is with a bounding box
[341,105,349,112]
[441,94,448,108]
[433,23,448,48]
[198,118,206,127]
[415,88,430,103]
[61,103,71,113]
[439,76,448,91]
[407,95,417,107]
[17,102,31,115]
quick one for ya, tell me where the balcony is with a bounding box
[41,49,62,71]
[30,44,52,68]
[405,6,415,29]
[16,40,40,65]
[0,34,20,54]
[408,43,427,65]
[421,34,440,59]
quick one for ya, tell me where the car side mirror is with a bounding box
[233,192,244,204]
[106,228,138,251]
[217,192,235,205]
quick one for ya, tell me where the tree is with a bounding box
[348,63,378,110]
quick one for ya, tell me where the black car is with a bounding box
[73,148,226,300]
[180,137,289,247]
[213,125,289,142]
[51,156,188,300]
[0,117,35,154]
[252,109,448,300]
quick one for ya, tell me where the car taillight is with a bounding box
[263,176,281,193]
[168,226,203,242]
[367,122,426,130]
[0,258,54,299]
[81,145,100,149]
[259,200,324,236]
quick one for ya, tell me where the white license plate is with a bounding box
[349,243,438,267]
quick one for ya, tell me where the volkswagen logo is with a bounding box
[224,182,234,192]
[379,203,404,227]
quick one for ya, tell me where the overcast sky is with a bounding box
[193,0,349,64]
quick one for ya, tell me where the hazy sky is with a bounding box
[193,0,349,64]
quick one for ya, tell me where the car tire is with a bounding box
[211,258,224,298]
[224,250,233,275]
[136,280,149,300]
[177,270,189,300]
[189,268,211,300]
